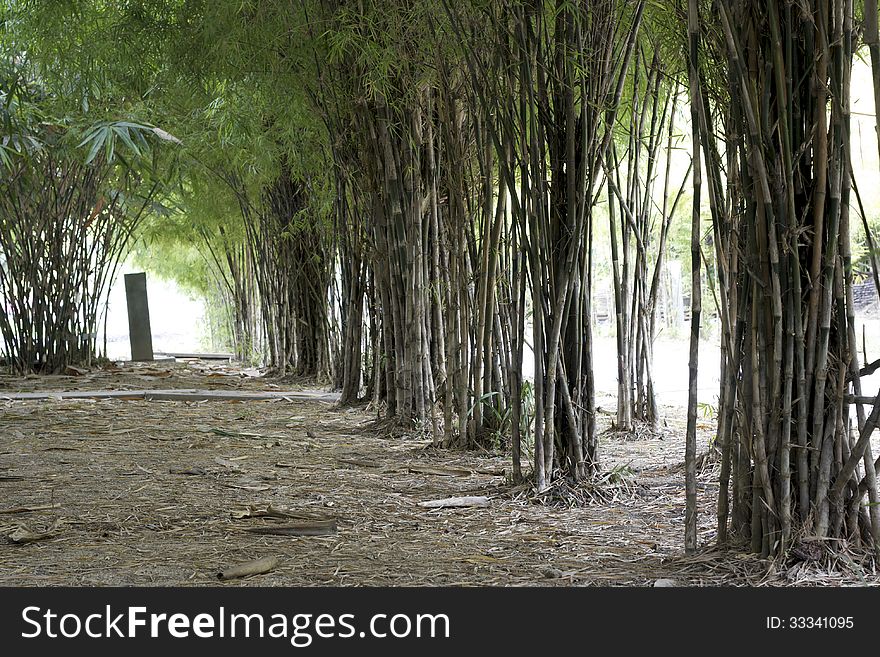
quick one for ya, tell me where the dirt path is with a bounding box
[0,363,875,586]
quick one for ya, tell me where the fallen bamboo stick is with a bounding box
[244,519,338,536]
[217,555,279,580]
[418,496,490,509]
[0,503,61,515]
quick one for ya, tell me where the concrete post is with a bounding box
[124,272,154,361]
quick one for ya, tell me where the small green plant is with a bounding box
[697,400,717,420]
[601,462,635,485]
[462,381,537,454]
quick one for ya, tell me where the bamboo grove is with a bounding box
[685,0,880,555]
[0,51,168,372]
[3,0,880,560]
